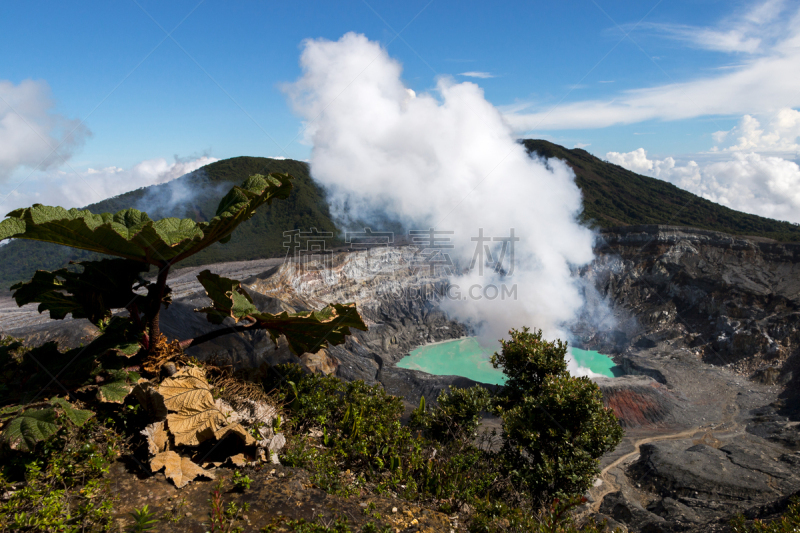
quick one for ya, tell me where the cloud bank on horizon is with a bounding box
[0,155,216,219]
[0,79,216,218]
[285,32,603,374]
[606,107,800,224]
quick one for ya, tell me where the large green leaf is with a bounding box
[194,270,258,324]
[0,174,293,265]
[0,404,23,421]
[0,408,59,451]
[50,397,94,427]
[0,397,95,451]
[252,303,369,355]
[194,270,368,354]
[10,259,149,322]
[96,369,139,403]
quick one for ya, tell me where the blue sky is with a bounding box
[2,0,800,221]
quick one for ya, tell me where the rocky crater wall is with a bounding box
[579,225,800,385]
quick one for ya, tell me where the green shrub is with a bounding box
[492,327,623,502]
[274,368,422,496]
[273,324,624,525]
[273,365,498,502]
[410,385,492,442]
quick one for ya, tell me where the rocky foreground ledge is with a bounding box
[109,463,456,533]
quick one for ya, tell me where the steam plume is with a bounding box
[286,33,598,373]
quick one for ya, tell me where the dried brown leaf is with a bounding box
[150,450,214,488]
[141,421,169,455]
[159,367,226,446]
[158,366,212,411]
[226,453,252,467]
[166,410,226,446]
[214,423,257,446]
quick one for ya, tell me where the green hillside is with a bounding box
[522,139,800,241]
[0,157,341,289]
[3,142,800,290]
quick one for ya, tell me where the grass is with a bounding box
[0,417,122,532]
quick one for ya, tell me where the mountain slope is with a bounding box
[3,141,800,290]
[522,139,800,242]
[0,157,341,289]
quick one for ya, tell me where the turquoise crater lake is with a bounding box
[396,337,620,385]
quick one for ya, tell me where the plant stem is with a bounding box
[178,323,256,350]
[146,264,170,356]
[127,302,143,332]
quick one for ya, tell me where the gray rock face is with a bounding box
[599,492,668,533]
[618,436,800,528]
[635,442,775,501]
[574,226,800,531]
[578,225,800,381]
[647,497,702,525]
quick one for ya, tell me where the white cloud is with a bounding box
[746,0,787,24]
[606,147,800,223]
[504,3,800,131]
[638,25,761,54]
[711,108,800,153]
[573,143,591,149]
[459,71,495,79]
[285,32,599,352]
[618,0,786,54]
[0,79,90,181]
[0,156,217,217]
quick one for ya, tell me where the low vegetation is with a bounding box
[731,498,800,533]
[0,321,626,532]
[267,327,623,531]
[0,174,366,530]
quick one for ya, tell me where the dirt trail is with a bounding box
[591,403,744,513]
[590,426,703,512]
